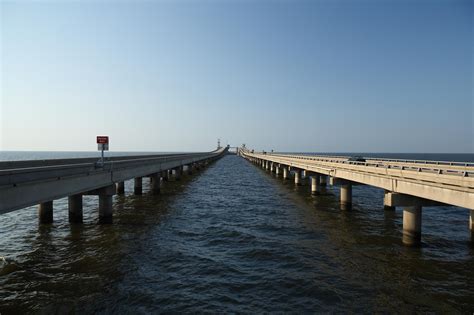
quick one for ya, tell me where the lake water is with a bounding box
[0,153,473,312]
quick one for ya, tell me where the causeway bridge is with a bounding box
[0,148,227,223]
[239,149,474,246]
[1,146,472,247]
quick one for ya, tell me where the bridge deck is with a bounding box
[0,149,226,214]
[242,151,474,209]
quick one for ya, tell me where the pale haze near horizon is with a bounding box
[1,0,473,153]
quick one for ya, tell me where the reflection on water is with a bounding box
[0,155,473,313]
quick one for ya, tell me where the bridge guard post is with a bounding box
[150,173,161,195]
[38,201,53,224]
[116,182,125,195]
[402,206,422,246]
[134,177,143,195]
[311,174,321,195]
[68,194,83,223]
[340,182,352,210]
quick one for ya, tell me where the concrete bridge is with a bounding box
[0,148,227,223]
[239,149,474,246]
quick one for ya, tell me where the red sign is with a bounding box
[97,136,109,144]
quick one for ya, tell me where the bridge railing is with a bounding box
[240,150,474,178]
[0,150,223,187]
[265,152,474,167]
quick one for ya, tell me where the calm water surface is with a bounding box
[0,154,473,313]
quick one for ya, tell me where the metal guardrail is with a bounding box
[0,150,223,187]
[241,150,474,178]
[272,152,474,167]
[0,152,211,171]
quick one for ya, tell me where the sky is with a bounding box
[0,0,472,153]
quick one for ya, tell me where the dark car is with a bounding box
[348,156,366,162]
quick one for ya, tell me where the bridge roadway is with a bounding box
[239,149,474,246]
[0,148,227,223]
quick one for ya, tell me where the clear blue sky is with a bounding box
[1,0,472,152]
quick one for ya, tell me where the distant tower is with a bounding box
[217,138,221,149]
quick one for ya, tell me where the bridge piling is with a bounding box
[174,167,182,180]
[116,182,125,195]
[283,167,290,180]
[402,206,422,246]
[383,191,396,211]
[68,194,83,223]
[275,165,281,176]
[311,174,321,195]
[150,173,161,194]
[470,210,473,239]
[99,195,113,224]
[320,175,327,186]
[38,201,53,224]
[340,183,352,210]
[160,170,168,181]
[134,177,143,195]
[187,165,193,175]
[294,170,302,186]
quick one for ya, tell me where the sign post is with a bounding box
[96,136,109,166]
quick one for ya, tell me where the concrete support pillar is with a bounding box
[174,167,182,180]
[320,175,327,186]
[402,206,422,246]
[302,170,307,179]
[311,174,321,195]
[68,194,83,223]
[116,182,125,195]
[294,170,302,186]
[134,177,143,195]
[99,195,113,224]
[38,201,53,224]
[469,209,473,238]
[383,190,395,210]
[270,163,274,172]
[167,169,173,181]
[266,161,270,170]
[283,167,290,180]
[340,183,352,210]
[187,165,193,175]
[150,173,161,195]
[275,166,281,176]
